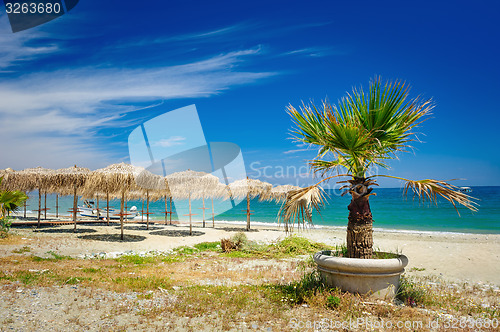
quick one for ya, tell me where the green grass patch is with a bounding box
[220,235,331,259]
[160,255,185,264]
[12,246,31,254]
[324,244,399,259]
[326,295,341,308]
[268,236,329,258]
[31,251,72,262]
[220,251,257,258]
[173,246,199,255]
[268,270,329,305]
[112,275,172,292]
[409,267,426,272]
[193,241,220,252]
[116,254,159,265]
[14,271,41,284]
[397,275,431,306]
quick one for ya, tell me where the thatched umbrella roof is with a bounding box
[135,169,166,193]
[85,163,145,195]
[51,166,91,230]
[6,167,55,192]
[85,163,147,240]
[228,178,272,199]
[190,173,224,199]
[51,166,90,193]
[0,168,16,190]
[209,182,231,200]
[262,184,303,203]
[5,167,56,227]
[165,170,220,234]
[165,170,219,199]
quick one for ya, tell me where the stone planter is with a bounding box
[314,250,408,299]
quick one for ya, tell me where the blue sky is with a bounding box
[0,0,499,187]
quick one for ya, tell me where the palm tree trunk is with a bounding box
[346,194,373,259]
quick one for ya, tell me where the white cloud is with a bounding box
[0,48,276,170]
[0,15,59,69]
[152,136,186,148]
[283,148,310,154]
[283,46,341,58]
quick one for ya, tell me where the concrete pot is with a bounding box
[314,250,408,299]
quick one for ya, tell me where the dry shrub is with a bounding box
[220,232,248,252]
[220,238,236,252]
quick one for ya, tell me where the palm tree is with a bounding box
[281,78,477,259]
[0,176,28,228]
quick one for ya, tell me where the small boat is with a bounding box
[79,200,138,220]
[459,187,472,193]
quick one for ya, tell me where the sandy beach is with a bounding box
[1,216,499,331]
[2,216,500,286]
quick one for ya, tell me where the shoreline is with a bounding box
[11,211,500,236]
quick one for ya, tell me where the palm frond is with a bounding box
[402,178,478,214]
[288,77,433,178]
[278,185,327,231]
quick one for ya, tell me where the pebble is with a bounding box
[78,249,174,259]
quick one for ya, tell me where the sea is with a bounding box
[17,186,500,234]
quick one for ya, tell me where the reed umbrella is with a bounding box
[86,163,144,240]
[166,170,219,235]
[228,177,272,231]
[206,182,230,227]
[8,167,54,227]
[135,170,165,229]
[191,173,223,228]
[52,166,91,232]
[0,168,15,190]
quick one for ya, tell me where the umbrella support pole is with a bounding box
[141,199,144,222]
[56,195,58,218]
[189,195,192,236]
[96,195,100,221]
[44,193,47,220]
[73,186,78,232]
[37,188,41,228]
[246,193,250,231]
[169,197,173,224]
[202,197,206,228]
[212,198,215,228]
[106,192,110,226]
[23,199,27,218]
[146,191,150,230]
[120,192,125,241]
[164,195,168,224]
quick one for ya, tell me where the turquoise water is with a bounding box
[19,186,500,234]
